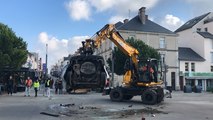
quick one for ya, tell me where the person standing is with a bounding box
[58,79,63,94]
[7,76,14,96]
[45,78,51,97]
[25,77,32,97]
[54,80,59,94]
[33,79,40,97]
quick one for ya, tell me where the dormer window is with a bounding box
[197,28,201,31]
[205,27,208,32]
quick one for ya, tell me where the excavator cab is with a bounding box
[138,59,162,83]
[81,39,95,55]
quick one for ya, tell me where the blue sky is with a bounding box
[0,0,213,69]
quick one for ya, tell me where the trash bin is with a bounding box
[0,85,2,95]
[183,85,192,93]
[194,85,202,93]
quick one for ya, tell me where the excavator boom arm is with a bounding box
[95,24,139,63]
[93,24,139,85]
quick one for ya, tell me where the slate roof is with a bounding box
[175,12,210,32]
[118,16,175,35]
[179,47,205,61]
[197,32,213,39]
[115,21,123,29]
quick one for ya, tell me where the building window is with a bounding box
[205,27,208,32]
[191,63,195,72]
[197,28,201,31]
[198,80,202,86]
[160,54,165,64]
[211,66,213,72]
[211,52,213,63]
[128,35,136,39]
[159,37,166,49]
[185,63,189,72]
[212,41,213,49]
[185,79,191,86]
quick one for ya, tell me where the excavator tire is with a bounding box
[157,93,164,103]
[123,95,134,100]
[110,88,123,102]
[156,87,164,103]
[141,89,157,105]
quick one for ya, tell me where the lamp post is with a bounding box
[45,44,48,77]
[111,51,114,87]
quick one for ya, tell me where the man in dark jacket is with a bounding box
[58,79,63,94]
[7,76,14,96]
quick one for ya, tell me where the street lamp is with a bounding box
[45,44,48,77]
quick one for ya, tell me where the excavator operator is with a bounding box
[139,64,155,82]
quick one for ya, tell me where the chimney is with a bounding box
[138,7,146,24]
[123,19,129,24]
[145,15,148,20]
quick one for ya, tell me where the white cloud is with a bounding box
[106,0,159,23]
[89,0,116,12]
[66,0,91,21]
[66,0,159,21]
[185,0,213,16]
[37,32,89,70]
[67,36,89,53]
[38,32,48,43]
[109,15,126,24]
[161,14,184,31]
[90,0,158,14]
[186,0,209,3]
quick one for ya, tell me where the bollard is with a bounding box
[141,112,145,120]
[0,85,2,95]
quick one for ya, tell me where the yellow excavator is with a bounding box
[82,24,164,105]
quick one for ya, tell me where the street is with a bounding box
[0,90,213,120]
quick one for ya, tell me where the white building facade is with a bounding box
[176,12,213,91]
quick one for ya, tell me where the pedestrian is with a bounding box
[7,76,14,96]
[25,76,32,97]
[58,79,63,94]
[54,80,59,94]
[45,78,51,97]
[50,78,54,89]
[33,79,40,97]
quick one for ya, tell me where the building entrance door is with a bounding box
[171,72,176,90]
[179,76,183,90]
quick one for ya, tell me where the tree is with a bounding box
[107,38,160,75]
[0,23,28,71]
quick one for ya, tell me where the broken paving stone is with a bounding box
[79,106,84,109]
[128,104,133,107]
[59,103,75,107]
[40,112,59,117]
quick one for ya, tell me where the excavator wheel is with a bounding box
[157,93,164,103]
[123,95,134,100]
[141,89,157,105]
[110,88,123,102]
[156,87,164,103]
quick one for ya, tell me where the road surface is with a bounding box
[0,89,213,120]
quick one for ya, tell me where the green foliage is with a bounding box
[107,37,160,75]
[0,23,28,70]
